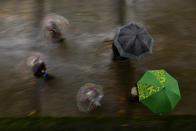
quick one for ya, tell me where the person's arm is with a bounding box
[41,63,46,71]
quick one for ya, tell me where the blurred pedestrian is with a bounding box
[31,57,48,78]
[113,23,154,61]
[112,42,128,61]
[77,83,104,113]
[42,13,69,43]
[129,84,139,102]
[47,22,64,42]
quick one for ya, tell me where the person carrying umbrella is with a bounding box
[42,13,69,43]
[129,84,139,102]
[136,69,181,114]
[76,83,104,113]
[31,57,48,78]
[113,23,154,61]
[47,22,64,42]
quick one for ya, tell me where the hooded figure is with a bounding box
[31,57,47,78]
[47,22,64,42]
[77,83,104,113]
[42,13,69,43]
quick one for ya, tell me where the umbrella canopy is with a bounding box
[42,13,69,41]
[26,52,43,67]
[76,83,104,113]
[137,69,181,113]
[114,23,154,61]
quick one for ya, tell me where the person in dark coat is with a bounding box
[32,62,47,78]
[48,23,64,42]
[31,57,48,78]
[112,42,128,61]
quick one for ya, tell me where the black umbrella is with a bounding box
[113,23,154,61]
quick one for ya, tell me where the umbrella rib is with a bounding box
[113,23,154,61]
[163,90,173,112]
[126,35,137,50]
[165,89,181,110]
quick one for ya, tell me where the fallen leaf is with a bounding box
[104,45,112,49]
[184,43,192,46]
[29,81,37,86]
[70,26,76,30]
[75,13,82,16]
[107,85,116,89]
[27,16,35,19]
[129,60,136,64]
[27,110,37,116]
[181,72,189,77]
[118,68,125,72]
[117,109,126,114]
[42,45,49,49]
[75,12,87,16]
[118,96,126,101]
[99,74,113,78]
[153,45,159,49]
[103,40,113,45]
[75,12,94,16]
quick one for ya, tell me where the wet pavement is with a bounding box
[0,0,195,117]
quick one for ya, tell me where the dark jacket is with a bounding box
[32,62,46,78]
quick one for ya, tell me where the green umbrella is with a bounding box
[137,69,181,113]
